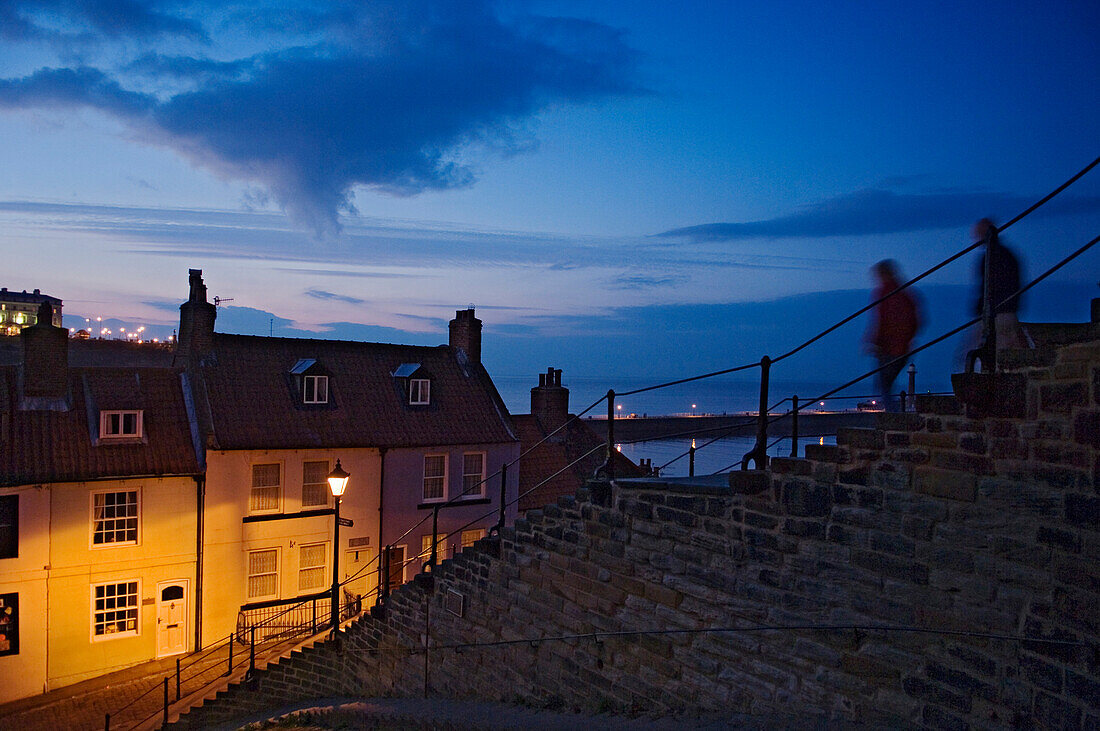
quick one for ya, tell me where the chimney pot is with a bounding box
[531,366,569,430]
[448,307,482,365]
[22,301,68,398]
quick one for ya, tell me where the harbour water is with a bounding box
[495,375,847,478]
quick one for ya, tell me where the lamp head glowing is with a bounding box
[327,459,350,497]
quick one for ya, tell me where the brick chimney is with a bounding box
[175,269,217,363]
[22,300,68,398]
[448,307,481,365]
[531,367,569,430]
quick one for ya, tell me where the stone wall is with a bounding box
[175,339,1099,729]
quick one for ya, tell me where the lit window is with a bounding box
[250,463,281,512]
[92,490,139,546]
[409,378,430,405]
[461,453,485,498]
[461,529,486,549]
[423,455,446,501]
[301,461,329,507]
[100,410,143,440]
[298,543,327,592]
[303,375,328,404]
[14,313,24,325]
[92,581,139,638]
[421,533,448,561]
[0,496,17,559]
[247,549,278,600]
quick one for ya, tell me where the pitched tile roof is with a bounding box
[0,366,201,486]
[512,413,645,512]
[194,333,516,450]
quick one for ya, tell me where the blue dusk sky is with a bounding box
[0,1,1098,410]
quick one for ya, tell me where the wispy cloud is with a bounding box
[304,288,365,305]
[0,0,643,236]
[657,189,1100,242]
[608,274,682,290]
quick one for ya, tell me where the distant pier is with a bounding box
[584,411,875,442]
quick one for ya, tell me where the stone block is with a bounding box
[837,427,885,449]
[912,431,958,449]
[958,433,987,454]
[931,450,994,475]
[837,465,870,486]
[914,468,977,502]
[1040,381,1089,415]
[876,412,925,432]
[886,430,911,447]
[782,480,832,517]
[1066,669,1100,709]
[1036,525,1082,554]
[916,394,962,415]
[804,443,840,462]
[1033,690,1082,729]
[1065,493,1100,529]
[769,457,812,475]
[902,676,972,713]
[1074,409,1100,448]
[851,548,928,585]
[729,470,770,495]
[926,662,999,702]
[783,517,825,539]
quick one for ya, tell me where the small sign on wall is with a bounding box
[444,589,464,617]
[0,592,18,656]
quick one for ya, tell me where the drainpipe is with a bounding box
[194,475,205,650]
[376,448,387,603]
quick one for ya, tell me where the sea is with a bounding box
[494,375,857,478]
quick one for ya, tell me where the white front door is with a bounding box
[156,581,188,658]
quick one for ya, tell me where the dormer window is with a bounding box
[303,375,328,404]
[393,363,432,406]
[409,378,430,405]
[100,410,143,439]
[290,358,330,405]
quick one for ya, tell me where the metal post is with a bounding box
[790,395,799,458]
[312,597,317,634]
[104,713,110,731]
[688,444,695,477]
[429,505,440,570]
[176,657,181,701]
[599,389,616,479]
[381,546,390,604]
[743,356,771,470]
[248,626,256,677]
[330,495,341,633]
[226,634,233,676]
[162,677,169,727]
[496,463,508,532]
[907,363,917,411]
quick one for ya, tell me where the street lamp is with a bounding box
[327,459,350,632]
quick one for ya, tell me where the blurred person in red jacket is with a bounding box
[864,259,920,412]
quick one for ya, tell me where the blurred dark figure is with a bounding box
[864,259,920,411]
[973,218,1027,350]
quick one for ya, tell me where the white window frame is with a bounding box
[297,542,328,592]
[303,375,329,404]
[247,548,280,601]
[91,579,140,641]
[460,452,486,498]
[301,460,330,508]
[409,378,430,405]
[99,410,143,440]
[90,488,141,548]
[422,454,447,502]
[249,463,282,513]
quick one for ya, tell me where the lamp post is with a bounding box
[327,459,350,632]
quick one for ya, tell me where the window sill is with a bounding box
[243,508,335,524]
[416,497,491,510]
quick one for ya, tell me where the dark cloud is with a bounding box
[0,0,205,43]
[657,189,1100,242]
[609,274,682,290]
[304,289,365,306]
[0,0,642,235]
